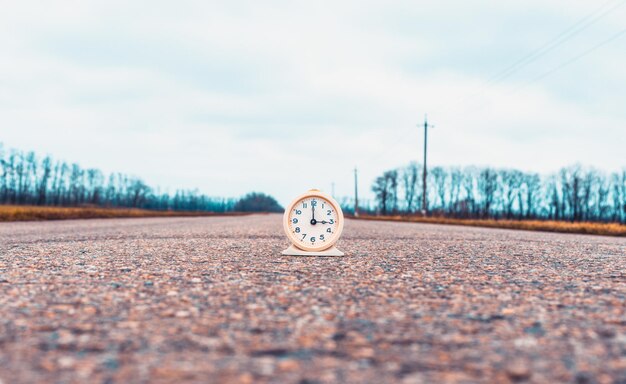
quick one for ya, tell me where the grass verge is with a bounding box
[0,205,249,222]
[353,215,626,237]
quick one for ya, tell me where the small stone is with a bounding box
[574,372,594,384]
[506,359,532,381]
[57,330,76,347]
[160,309,175,317]
[524,322,544,336]
[118,321,140,329]
[103,357,119,371]
[73,323,94,333]
[277,359,299,371]
[175,310,190,318]
[191,278,202,283]
[596,327,615,338]
[502,307,516,315]
[237,373,254,384]
[297,334,316,348]
[83,306,97,315]
[402,372,426,384]
[373,266,385,275]
[166,290,178,296]
[40,357,56,372]
[354,347,375,358]
[58,356,75,369]
[144,281,154,287]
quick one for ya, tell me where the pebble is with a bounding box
[277,359,299,372]
[175,311,190,318]
[57,356,75,369]
[505,359,532,382]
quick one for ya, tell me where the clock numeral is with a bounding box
[329,219,334,224]
[311,237,316,242]
[311,200,317,207]
[327,210,332,216]
[295,227,300,233]
[320,234,325,240]
[302,202,307,208]
[295,210,302,215]
[327,228,332,233]
[292,218,298,224]
[322,203,325,208]
[301,234,307,240]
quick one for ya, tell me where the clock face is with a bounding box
[284,192,343,251]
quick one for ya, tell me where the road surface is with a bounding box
[0,214,625,383]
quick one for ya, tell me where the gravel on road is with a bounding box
[0,214,625,383]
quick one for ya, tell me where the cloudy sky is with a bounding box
[1,0,625,204]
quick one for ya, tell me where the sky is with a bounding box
[1,0,625,205]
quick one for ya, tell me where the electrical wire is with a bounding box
[350,2,626,175]
[431,0,626,117]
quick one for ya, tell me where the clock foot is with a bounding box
[281,244,344,257]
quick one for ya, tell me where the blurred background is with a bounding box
[1,0,625,221]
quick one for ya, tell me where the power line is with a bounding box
[340,3,626,198]
[432,0,626,117]
[517,25,626,89]
[348,2,626,173]
[454,24,626,119]
[478,0,625,86]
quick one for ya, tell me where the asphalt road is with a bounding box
[0,214,625,383]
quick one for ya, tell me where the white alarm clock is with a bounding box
[281,189,345,256]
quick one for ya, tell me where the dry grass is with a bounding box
[353,214,626,237]
[0,205,249,222]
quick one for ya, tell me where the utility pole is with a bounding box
[354,167,359,217]
[420,116,434,216]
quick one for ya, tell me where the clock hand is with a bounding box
[310,204,317,225]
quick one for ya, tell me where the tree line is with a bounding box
[0,143,236,212]
[371,162,626,223]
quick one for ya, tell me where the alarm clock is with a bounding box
[281,189,345,256]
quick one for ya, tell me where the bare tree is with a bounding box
[372,170,398,215]
[431,166,447,214]
[401,163,419,213]
[0,142,238,212]
[372,162,625,224]
[478,168,498,219]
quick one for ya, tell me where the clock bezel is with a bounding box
[283,190,345,252]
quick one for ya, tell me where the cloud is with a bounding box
[0,0,625,204]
